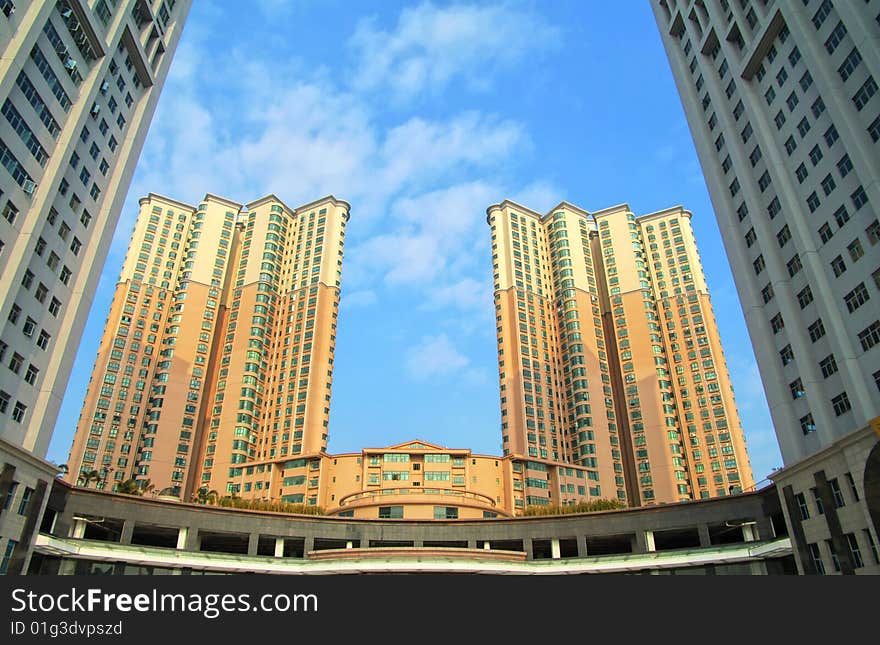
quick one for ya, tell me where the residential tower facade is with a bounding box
[487,200,753,507]
[65,192,350,501]
[650,0,880,574]
[0,0,189,575]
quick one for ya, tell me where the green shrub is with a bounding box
[521,499,626,516]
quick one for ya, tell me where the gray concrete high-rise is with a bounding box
[651,0,879,575]
[0,0,190,576]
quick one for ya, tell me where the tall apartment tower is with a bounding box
[65,193,350,500]
[0,0,189,574]
[487,200,753,505]
[650,0,879,464]
[651,0,880,574]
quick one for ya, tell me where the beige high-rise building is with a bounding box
[651,0,880,574]
[65,192,350,499]
[487,200,753,506]
[0,0,189,575]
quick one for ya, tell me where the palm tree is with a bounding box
[139,479,155,496]
[194,487,219,505]
[77,469,100,488]
[115,479,142,495]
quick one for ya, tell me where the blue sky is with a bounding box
[47,0,783,484]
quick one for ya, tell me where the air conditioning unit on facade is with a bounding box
[23,180,36,195]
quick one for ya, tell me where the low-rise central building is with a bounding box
[235,440,605,519]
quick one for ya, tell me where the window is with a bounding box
[761,284,774,304]
[808,543,825,575]
[834,206,850,228]
[797,117,811,138]
[812,488,825,515]
[796,163,809,183]
[847,534,864,569]
[819,354,838,378]
[831,255,846,277]
[853,77,878,111]
[807,192,820,213]
[11,401,25,422]
[867,220,880,245]
[836,154,853,178]
[1,201,17,224]
[827,540,841,572]
[745,228,757,247]
[17,487,32,515]
[859,321,880,350]
[770,313,785,334]
[870,115,880,142]
[824,20,846,54]
[0,539,16,575]
[790,378,805,399]
[433,506,458,519]
[800,413,816,434]
[852,186,869,210]
[829,478,845,508]
[848,239,864,262]
[377,506,403,519]
[8,352,23,373]
[844,282,869,313]
[845,473,860,502]
[24,364,38,385]
[786,254,802,276]
[753,255,765,275]
[780,344,794,365]
[808,319,826,342]
[797,286,813,309]
[839,48,863,83]
[758,171,771,192]
[824,125,839,147]
[820,174,836,197]
[786,92,798,112]
[774,110,786,129]
[795,492,809,520]
[784,136,797,155]
[818,223,833,244]
[812,0,832,29]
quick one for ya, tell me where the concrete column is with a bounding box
[58,559,77,575]
[577,537,587,557]
[184,527,201,551]
[742,523,758,542]
[345,540,353,549]
[274,538,285,557]
[176,527,188,550]
[303,536,315,558]
[698,524,712,548]
[755,516,775,540]
[524,539,535,560]
[467,539,478,549]
[634,530,655,553]
[71,519,86,539]
[482,541,491,550]
[551,538,561,559]
[247,533,259,556]
[120,520,135,545]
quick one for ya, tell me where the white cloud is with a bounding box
[405,334,470,380]
[341,290,377,308]
[350,1,558,100]
[424,277,488,311]
[112,2,560,359]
